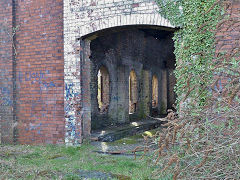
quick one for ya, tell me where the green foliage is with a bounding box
[157,0,221,111]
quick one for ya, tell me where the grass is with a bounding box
[0,143,154,179]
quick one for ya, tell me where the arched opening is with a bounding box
[87,25,176,137]
[152,75,158,108]
[97,66,110,113]
[129,70,138,114]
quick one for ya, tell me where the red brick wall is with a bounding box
[15,0,64,144]
[215,1,240,89]
[216,1,239,56]
[0,0,14,143]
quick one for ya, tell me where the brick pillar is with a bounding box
[142,70,151,117]
[160,70,168,114]
[80,39,91,138]
[117,66,129,123]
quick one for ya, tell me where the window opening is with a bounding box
[152,75,158,108]
[129,70,138,114]
[97,66,110,113]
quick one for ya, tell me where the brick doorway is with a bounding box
[78,26,176,140]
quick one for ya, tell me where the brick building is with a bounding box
[0,0,239,145]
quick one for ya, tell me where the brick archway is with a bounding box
[63,0,175,145]
[79,13,173,38]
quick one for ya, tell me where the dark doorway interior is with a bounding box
[87,26,176,130]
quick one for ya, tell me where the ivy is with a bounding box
[157,0,222,111]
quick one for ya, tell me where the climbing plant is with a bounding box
[158,0,223,111]
[140,0,240,179]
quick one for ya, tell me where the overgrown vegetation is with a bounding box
[144,0,240,179]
